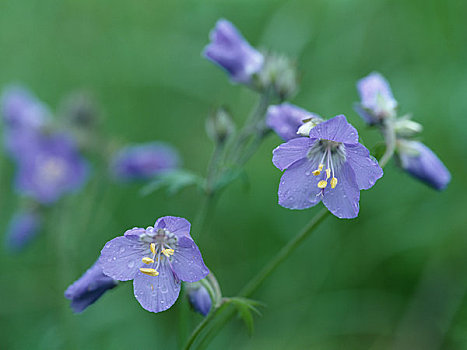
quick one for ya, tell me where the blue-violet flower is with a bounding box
[65,260,118,313]
[203,19,264,84]
[5,209,42,252]
[98,216,209,313]
[397,140,450,190]
[187,282,212,316]
[355,72,397,124]
[111,142,180,182]
[273,115,383,218]
[266,103,323,141]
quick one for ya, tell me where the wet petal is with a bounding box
[124,227,146,237]
[308,115,358,144]
[345,143,383,190]
[278,158,323,210]
[322,162,360,219]
[133,262,181,313]
[99,236,146,281]
[154,216,191,239]
[272,137,316,171]
[172,237,209,283]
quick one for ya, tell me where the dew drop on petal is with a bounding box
[119,246,125,253]
[127,261,135,268]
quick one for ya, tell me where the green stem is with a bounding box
[379,119,396,168]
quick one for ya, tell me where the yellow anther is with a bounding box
[150,243,156,254]
[162,248,175,257]
[312,164,324,176]
[318,163,324,171]
[318,180,328,189]
[139,268,159,276]
[142,257,154,264]
[330,177,338,189]
[325,168,331,179]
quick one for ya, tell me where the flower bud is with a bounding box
[257,53,298,100]
[206,107,235,145]
[186,282,212,316]
[394,117,423,137]
[396,139,450,190]
[5,209,42,252]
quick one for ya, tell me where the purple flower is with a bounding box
[5,209,42,252]
[111,142,180,181]
[98,216,209,313]
[266,103,323,141]
[65,261,118,313]
[273,115,383,219]
[15,132,89,204]
[397,140,450,190]
[203,19,264,84]
[356,72,397,124]
[187,283,212,316]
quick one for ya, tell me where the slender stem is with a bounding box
[379,118,396,168]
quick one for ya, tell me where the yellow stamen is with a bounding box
[150,243,156,254]
[330,177,338,189]
[139,268,159,276]
[325,168,331,179]
[162,248,174,257]
[318,180,328,189]
[312,163,324,176]
[142,257,154,264]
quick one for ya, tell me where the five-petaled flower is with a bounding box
[355,72,397,125]
[203,19,264,84]
[99,216,209,313]
[273,115,383,219]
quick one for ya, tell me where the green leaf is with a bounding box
[228,297,263,336]
[140,169,204,196]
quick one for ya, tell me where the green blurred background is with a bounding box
[1,0,466,349]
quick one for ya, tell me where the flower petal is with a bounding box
[133,262,181,313]
[278,158,323,210]
[322,162,360,219]
[124,227,146,237]
[272,137,316,171]
[308,115,359,144]
[154,216,191,239]
[344,143,383,190]
[99,236,146,281]
[172,237,209,282]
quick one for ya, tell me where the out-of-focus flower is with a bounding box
[187,282,212,316]
[5,209,42,252]
[396,140,450,190]
[204,19,264,84]
[257,53,298,100]
[266,103,322,141]
[355,72,397,124]
[65,261,118,313]
[273,115,383,219]
[111,142,179,181]
[206,107,235,145]
[15,132,89,204]
[99,216,209,313]
[394,118,423,137]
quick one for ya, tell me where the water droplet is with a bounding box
[305,171,310,176]
[160,285,168,293]
[119,247,125,253]
[112,257,116,261]
[160,300,165,304]
[127,261,135,268]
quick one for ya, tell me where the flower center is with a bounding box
[37,156,67,184]
[309,140,346,190]
[138,228,177,277]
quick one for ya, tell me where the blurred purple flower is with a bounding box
[65,260,118,313]
[5,209,42,252]
[266,103,323,141]
[111,142,180,181]
[397,140,450,190]
[355,72,397,124]
[273,115,383,219]
[99,216,209,313]
[15,132,89,204]
[187,283,212,316]
[204,19,264,84]
[1,86,51,158]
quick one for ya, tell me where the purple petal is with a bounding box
[322,162,360,219]
[345,143,383,190]
[99,236,146,281]
[172,237,209,283]
[154,216,191,239]
[124,227,146,237]
[357,72,397,118]
[278,158,323,210]
[187,284,212,316]
[308,115,359,144]
[272,137,316,171]
[5,210,42,252]
[133,262,181,313]
[398,141,451,190]
[266,103,321,141]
